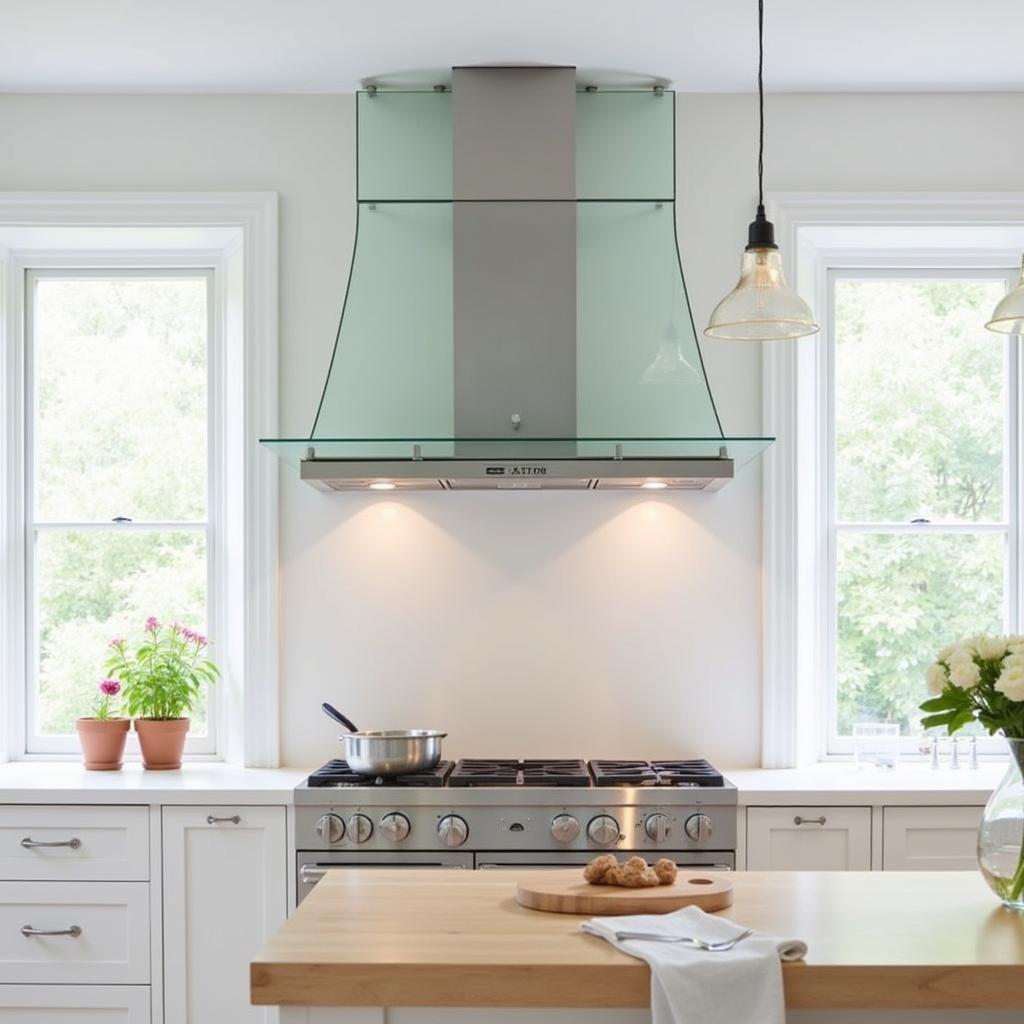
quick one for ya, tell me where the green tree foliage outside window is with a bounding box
[33,276,209,737]
[834,278,1008,738]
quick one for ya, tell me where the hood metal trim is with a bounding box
[299,456,733,492]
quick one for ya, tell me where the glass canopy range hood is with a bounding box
[262,66,773,491]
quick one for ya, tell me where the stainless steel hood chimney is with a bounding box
[262,66,773,490]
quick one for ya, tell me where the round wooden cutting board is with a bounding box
[515,869,734,915]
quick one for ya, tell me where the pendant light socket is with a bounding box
[746,205,777,250]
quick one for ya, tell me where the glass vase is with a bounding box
[978,737,1024,911]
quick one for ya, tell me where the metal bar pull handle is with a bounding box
[793,815,827,826]
[21,924,82,938]
[206,815,241,825]
[21,837,81,849]
[299,865,327,885]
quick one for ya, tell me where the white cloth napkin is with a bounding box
[581,905,807,1024]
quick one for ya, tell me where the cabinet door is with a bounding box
[0,984,150,1022]
[746,807,871,870]
[882,806,984,870]
[162,806,287,1023]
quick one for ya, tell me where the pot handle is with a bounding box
[321,702,359,733]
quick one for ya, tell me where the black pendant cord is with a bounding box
[746,0,775,249]
[757,0,765,211]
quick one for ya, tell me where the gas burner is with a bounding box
[306,759,454,788]
[588,759,725,787]
[449,759,591,787]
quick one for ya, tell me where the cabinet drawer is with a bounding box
[0,984,150,1022]
[0,881,149,984]
[0,805,149,880]
[747,806,872,870]
[882,805,984,870]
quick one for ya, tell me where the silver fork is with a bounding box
[614,927,754,951]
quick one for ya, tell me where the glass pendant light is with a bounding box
[642,323,697,383]
[704,0,819,341]
[986,255,1024,335]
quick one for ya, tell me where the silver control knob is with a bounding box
[315,813,345,844]
[645,813,672,844]
[437,814,469,848]
[550,814,581,843]
[684,813,713,844]
[587,814,621,846]
[346,813,373,845]
[379,812,411,843]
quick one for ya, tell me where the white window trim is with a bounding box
[762,191,1024,767]
[0,192,279,766]
[25,265,220,757]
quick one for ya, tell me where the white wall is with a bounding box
[2,92,1022,769]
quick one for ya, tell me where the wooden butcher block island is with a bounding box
[251,869,1024,1016]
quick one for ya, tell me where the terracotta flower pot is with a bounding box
[135,718,189,770]
[75,718,130,771]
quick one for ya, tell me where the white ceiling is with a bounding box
[3,0,1023,94]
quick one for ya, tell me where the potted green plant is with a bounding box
[75,679,130,770]
[921,634,1024,910]
[107,618,219,770]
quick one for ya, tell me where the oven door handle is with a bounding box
[299,863,469,886]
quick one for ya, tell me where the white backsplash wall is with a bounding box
[2,92,1023,768]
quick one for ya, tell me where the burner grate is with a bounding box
[449,759,591,787]
[305,759,454,788]
[589,759,725,787]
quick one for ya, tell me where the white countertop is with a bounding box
[0,761,304,804]
[726,761,1005,805]
[0,759,1005,806]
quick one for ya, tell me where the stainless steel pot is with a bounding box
[320,703,447,776]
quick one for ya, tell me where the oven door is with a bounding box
[296,850,474,904]
[474,850,735,870]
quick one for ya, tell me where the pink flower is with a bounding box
[194,634,208,647]
[145,616,160,632]
[108,637,125,649]
[99,679,121,697]
[181,627,196,641]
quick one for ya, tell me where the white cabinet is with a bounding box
[162,805,287,1023]
[746,807,872,870]
[882,805,984,870]
[0,984,150,1022]
[0,880,149,984]
[0,805,149,881]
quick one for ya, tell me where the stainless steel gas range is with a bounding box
[294,758,737,904]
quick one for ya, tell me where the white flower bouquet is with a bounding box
[923,634,1024,908]
[921,634,1024,737]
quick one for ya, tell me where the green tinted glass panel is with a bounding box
[357,92,452,201]
[312,202,453,438]
[577,201,718,437]
[575,92,674,200]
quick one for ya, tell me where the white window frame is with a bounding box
[0,193,279,765]
[25,265,221,755]
[762,192,1024,767]
[824,265,1019,756]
